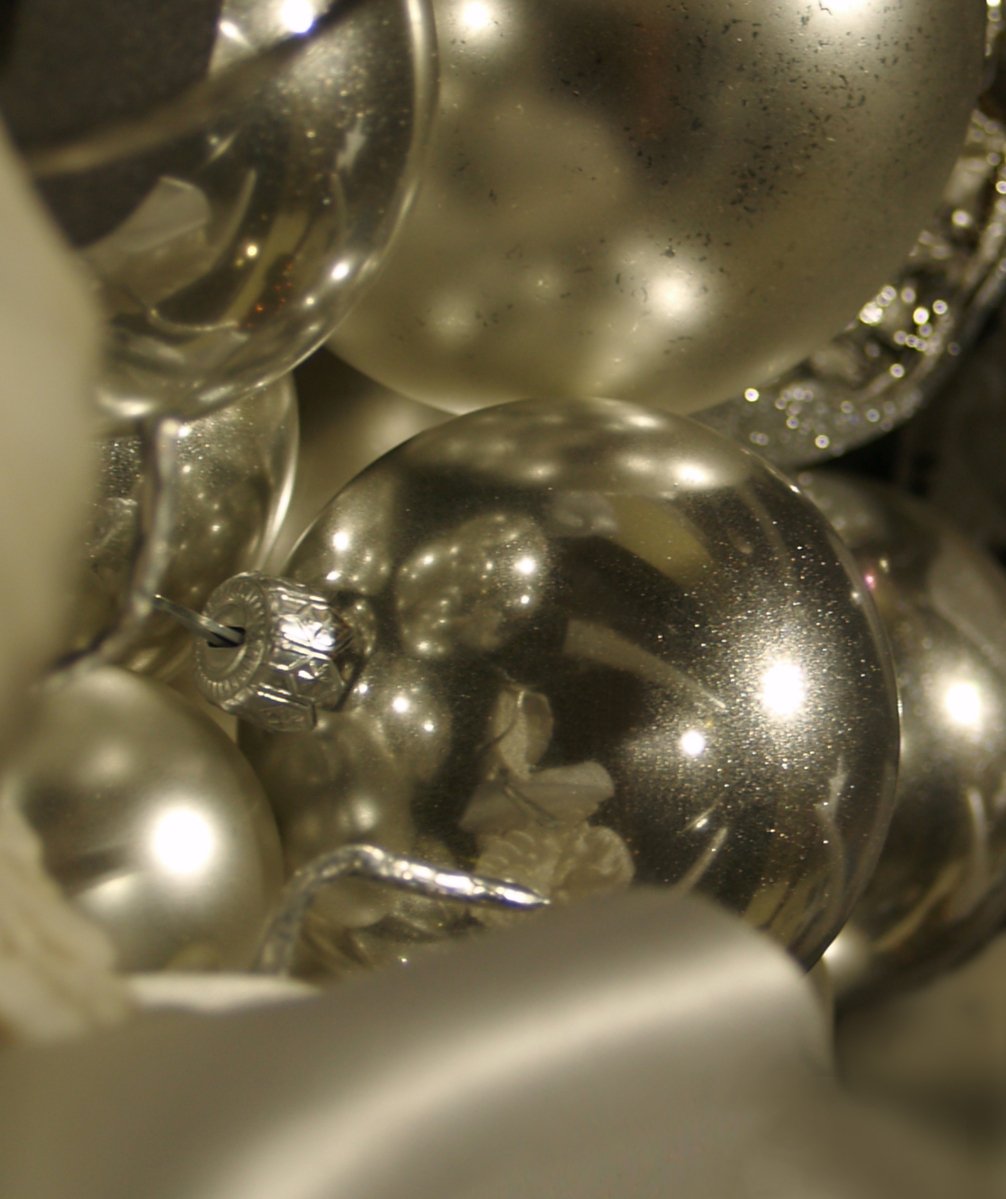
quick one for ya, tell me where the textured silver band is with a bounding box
[194,572,353,732]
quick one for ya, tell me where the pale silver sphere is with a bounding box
[240,399,899,973]
[330,0,984,416]
[71,375,298,676]
[2,667,283,972]
[67,0,434,422]
[804,475,1006,1000]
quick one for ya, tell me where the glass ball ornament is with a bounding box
[19,0,435,424]
[0,667,284,973]
[70,374,298,676]
[236,398,900,974]
[329,0,985,417]
[802,475,1006,1001]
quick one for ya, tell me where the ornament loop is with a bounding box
[254,844,548,976]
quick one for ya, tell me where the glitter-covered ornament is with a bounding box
[224,399,899,974]
[803,475,1006,1000]
[2,667,283,973]
[330,0,984,416]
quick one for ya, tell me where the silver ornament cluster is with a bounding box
[701,108,1006,466]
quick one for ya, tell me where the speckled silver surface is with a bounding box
[81,0,434,421]
[239,399,899,974]
[702,106,1006,466]
[330,0,984,417]
[74,376,297,677]
[804,475,1006,1001]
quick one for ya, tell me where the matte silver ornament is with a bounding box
[239,398,899,972]
[803,475,1006,1001]
[330,0,984,416]
[1,667,283,973]
[49,0,434,423]
[701,105,1006,466]
[72,376,297,676]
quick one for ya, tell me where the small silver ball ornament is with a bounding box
[803,475,1006,1000]
[237,398,900,972]
[330,0,984,416]
[1,667,283,973]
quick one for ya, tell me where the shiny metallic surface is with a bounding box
[0,667,283,973]
[240,399,899,971]
[74,0,434,422]
[330,0,984,416]
[195,572,355,731]
[701,105,1006,466]
[73,376,297,677]
[802,476,1006,1001]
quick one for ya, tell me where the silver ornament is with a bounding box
[45,0,434,423]
[73,375,297,676]
[330,0,984,416]
[236,398,899,972]
[701,104,1006,466]
[1,667,283,973]
[802,474,1006,1000]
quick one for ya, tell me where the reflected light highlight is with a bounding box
[151,806,217,877]
[760,661,807,719]
[943,679,983,730]
[460,1,496,33]
[680,729,707,758]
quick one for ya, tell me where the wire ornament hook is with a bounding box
[255,843,549,976]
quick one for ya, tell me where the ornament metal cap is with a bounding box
[194,572,353,732]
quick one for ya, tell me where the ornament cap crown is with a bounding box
[194,572,354,732]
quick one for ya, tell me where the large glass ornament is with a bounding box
[70,375,298,676]
[234,399,899,973]
[329,0,984,417]
[803,475,1006,1000]
[701,106,1006,466]
[1,667,283,973]
[18,0,435,423]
